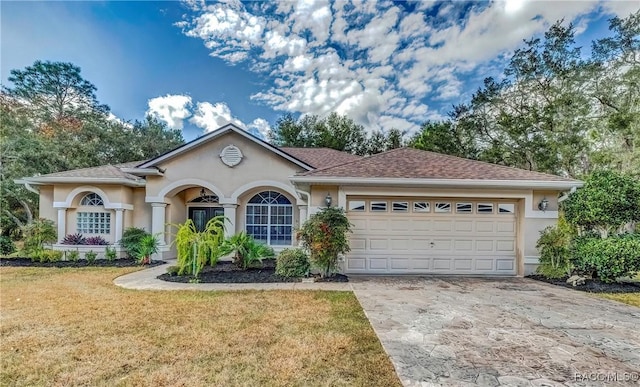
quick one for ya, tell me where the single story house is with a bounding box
[18,123,581,276]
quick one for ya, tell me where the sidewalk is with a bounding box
[113,260,353,291]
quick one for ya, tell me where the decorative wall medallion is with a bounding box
[220,144,243,167]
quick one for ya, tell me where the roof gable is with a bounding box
[138,124,314,171]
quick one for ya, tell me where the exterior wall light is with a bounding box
[200,188,207,198]
[538,197,549,212]
[325,193,332,208]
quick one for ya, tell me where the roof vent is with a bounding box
[220,144,243,167]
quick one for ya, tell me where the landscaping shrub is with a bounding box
[171,217,225,276]
[563,170,640,237]
[222,232,274,269]
[23,218,57,256]
[33,249,63,263]
[66,249,80,262]
[120,227,150,258]
[536,216,575,279]
[85,250,97,264]
[0,236,16,256]
[131,234,159,264]
[571,233,640,283]
[276,248,310,278]
[61,233,87,245]
[104,246,117,261]
[166,265,180,276]
[85,236,109,245]
[299,207,352,278]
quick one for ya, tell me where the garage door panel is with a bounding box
[346,198,517,275]
[369,238,388,250]
[368,258,388,270]
[475,259,494,271]
[454,221,473,232]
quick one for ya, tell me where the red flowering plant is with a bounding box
[299,207,352,278]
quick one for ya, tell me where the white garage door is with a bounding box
[346,198,517,275]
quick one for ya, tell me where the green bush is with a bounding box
[66,249,80,262]
[105,246,117,261]
[299,207,352,278]
[33,249,63,263]
[276,248,310,278]
[166,265,180,276]
[0,236,16,256]
[563,170,640,237]
[171,217,226,277]
[23,219,57,256]
[221,232,274,269]
[571,233,640,283]
[119,227,150,258]
[131,234,159,265]
[536,216,574,278]
[85,250,97,264]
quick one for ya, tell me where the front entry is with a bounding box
[188,207,224,232]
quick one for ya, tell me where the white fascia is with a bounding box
[120,168,163,176]
[289,176,583,190]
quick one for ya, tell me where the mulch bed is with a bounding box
[0,257,165,268]
[158,259,349,284]
[527,274,640,293]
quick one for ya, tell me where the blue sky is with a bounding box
[2,1,636,141]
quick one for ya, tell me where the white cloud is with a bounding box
[178,0,626,134]
[147,94,270,137]
[146,94,192,130]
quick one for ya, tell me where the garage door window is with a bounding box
[498,203,515,214]
[435,202,451,213]
[348,200,365,212]
[413,202,430,212]
[392,202,408,212]
[371,201,387,212]
[456,203,473,213]
[477,203,494,213]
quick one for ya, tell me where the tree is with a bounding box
[299,207,352,278]
[410,118,478,158]
[5,60,108,122]
[562,170,640,237]
[269,112,368,155]
[366,128,407,154]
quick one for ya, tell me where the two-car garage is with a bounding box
[345,197,519,275]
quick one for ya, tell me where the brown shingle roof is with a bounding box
[299,147,576,182]
[280,147,362,169]
[38,161,147,181]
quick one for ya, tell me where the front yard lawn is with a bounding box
[594,293,640,308]
[0,267,399,386]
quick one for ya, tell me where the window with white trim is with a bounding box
[435,202,451,213]
[413,202,430,212]
[477,203,494,214]
[392,202,408,212]
[370,201,387,212]
[456,202,473,213]
[498,203,515,214]
[348,200,365,212]
[77,212,111,234]
[80,193,104,206]
[77,193,110,234]
[246,191,293,246]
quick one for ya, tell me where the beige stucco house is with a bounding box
[19,123,581,276]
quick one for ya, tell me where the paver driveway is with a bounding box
[351,277,640,387]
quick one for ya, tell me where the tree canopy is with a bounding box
[1,61,184,236]
[410,11,640,178]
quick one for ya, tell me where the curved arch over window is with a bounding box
[80,193,104,206]
[188,195,219,203]
[246,191,293,246]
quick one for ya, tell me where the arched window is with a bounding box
[77,193,110,234]
[80,193,104,206]
[246,191,293,246]
[188,195,219,203]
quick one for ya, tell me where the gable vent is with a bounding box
[220,145,243,167]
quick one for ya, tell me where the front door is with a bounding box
[188,207,224,232]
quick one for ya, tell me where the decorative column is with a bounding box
[151,202,167,246]
[222,204,238,238]
[114,208,124,245]
[57,208,67,243]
